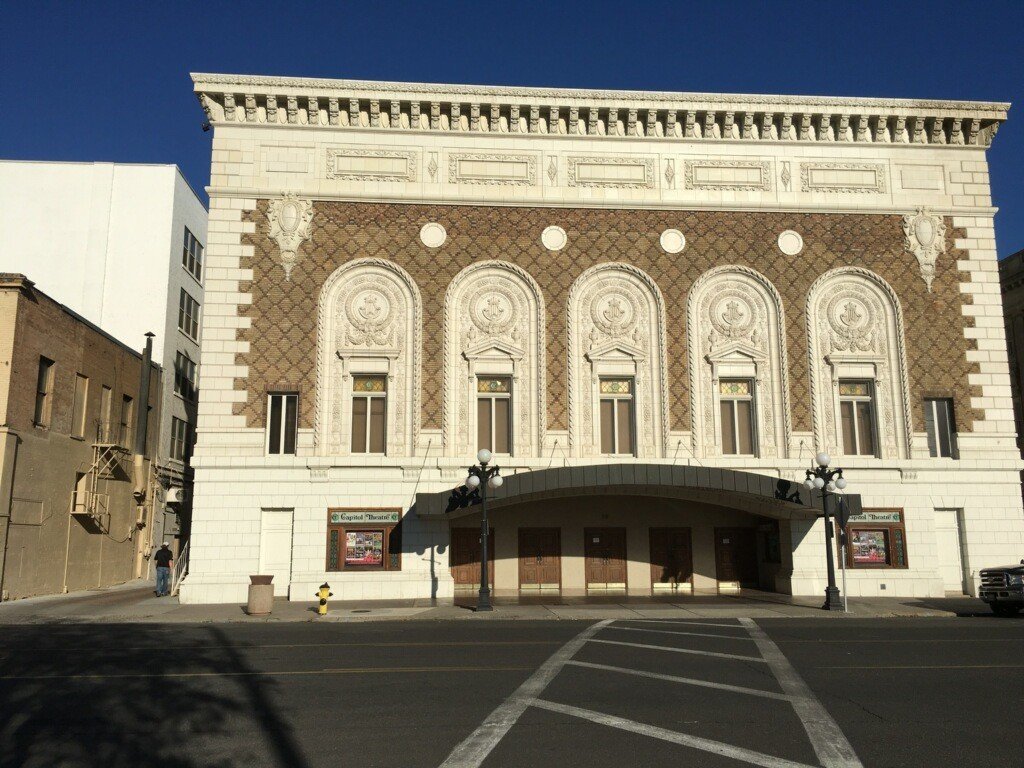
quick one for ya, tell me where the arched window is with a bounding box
[687,266,792,459]
[806,268,912,460]
[315,259,421,457]
[443,261,546,458]
[567,263,668,458]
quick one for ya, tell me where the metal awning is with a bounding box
[413,464,861,521]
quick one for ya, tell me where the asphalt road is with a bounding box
[0,617,1021,768]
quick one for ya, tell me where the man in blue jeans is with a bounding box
[154,542,173,596]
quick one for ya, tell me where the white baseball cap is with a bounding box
[161,542,169,547]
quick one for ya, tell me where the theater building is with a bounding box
[180,72,1023,604]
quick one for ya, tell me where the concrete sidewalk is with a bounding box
[0,581,1000,624]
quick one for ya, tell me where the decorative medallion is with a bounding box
[419,222,447,248]
[541,225,567,252]
[344,288,394,346]
[659,229,686,254]
[777,230,804,256]
[902,207,946,292]
[267,193,314,281]
[590,291,637,338]
[471,291,517,337]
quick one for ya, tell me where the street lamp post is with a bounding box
[464,449,503,612]
[804,452,848,612]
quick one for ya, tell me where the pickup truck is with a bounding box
[979,561,1024,616]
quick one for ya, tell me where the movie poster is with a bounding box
[345,530,384,567]
[851,529,888,565]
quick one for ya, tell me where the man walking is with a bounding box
[154,542,173,596]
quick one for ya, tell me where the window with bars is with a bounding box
[719,379,756,456]
[924,398,958,459]
[477,377,511,455]
[839,380,877,456]
[72,373,89,439]
[34,356,54,427]
[174,351,197,401]
[266,393,298,455]
[183,227,204,282]
[178,289,200,341]
[599,378,635,456]
[351,376,386,454]
[170,416,191,462]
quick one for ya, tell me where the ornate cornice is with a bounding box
[193,73,1008,148]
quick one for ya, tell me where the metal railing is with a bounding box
[171,541,189,597]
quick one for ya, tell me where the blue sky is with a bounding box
[3,1,1023,255]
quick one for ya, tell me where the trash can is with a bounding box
[246,575,274,615]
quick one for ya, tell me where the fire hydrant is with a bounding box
[316,583,333,616]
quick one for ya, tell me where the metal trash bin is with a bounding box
[246,574,274,615]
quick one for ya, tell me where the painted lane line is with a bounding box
[437,619,614,768]
[588,638,767,663]
[604,625,756,642]
[565,660,789,701]
[529,699,819,768]
[0,665,535,681]
[624,619,745,629]
[740,618,863,768]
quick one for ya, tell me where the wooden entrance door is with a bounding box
[450,527,494,587]
[518,528,561,590]
[649,527,693,589]
[714,527,758,586]
[584,527,627,589]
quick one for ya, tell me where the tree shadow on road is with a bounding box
[0,623,311,768]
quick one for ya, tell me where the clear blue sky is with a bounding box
[3,1,1023,255]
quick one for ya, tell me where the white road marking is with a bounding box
[589,638,767,663]
[530,699,820,768]
[565,660,789,700]
[605,624,756,642]
[437,619,613,768]
[624,618,746,629]
[740,618,863,768]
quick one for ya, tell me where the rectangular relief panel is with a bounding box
[683,159,772,191]
[325,147,419,182]
[800,161,887,193]
[447,152,538,185]
[567,155,656,189]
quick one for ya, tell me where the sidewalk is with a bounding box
[0,581,998,624]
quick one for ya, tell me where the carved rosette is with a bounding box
[267,194,314,281]
[902,208,946,292]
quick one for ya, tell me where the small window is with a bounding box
[719,379,756,456]
[477,377,512,455]
[183,227,204,282]
[599,378,634,456]
[924,398,958,459]
[100,386,113,442]
[839,380,877,456]
[170,416,191,462]
[351,376,386,454]
[34,356,54,427]
[266,393,298,455]
[843,509,908,569]
[178,289,200,341]
[120,395,134,446]
[174,351,197,401]
[72,374,89,439]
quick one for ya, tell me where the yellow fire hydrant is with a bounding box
[316,582,333,616]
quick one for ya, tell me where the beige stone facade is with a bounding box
[0,275,162,600]
[180,73,1023,605]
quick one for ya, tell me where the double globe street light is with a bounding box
[465,449,503,612]
[804,452,848,611]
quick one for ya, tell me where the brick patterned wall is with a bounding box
[235,203,978,436]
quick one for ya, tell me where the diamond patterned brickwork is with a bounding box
[235,202,978,436]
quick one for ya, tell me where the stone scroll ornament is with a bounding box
[902,207,946,292]
[267,193,314,281]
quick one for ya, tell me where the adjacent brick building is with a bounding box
[180,73,1023,604]
[0,275,161,600]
